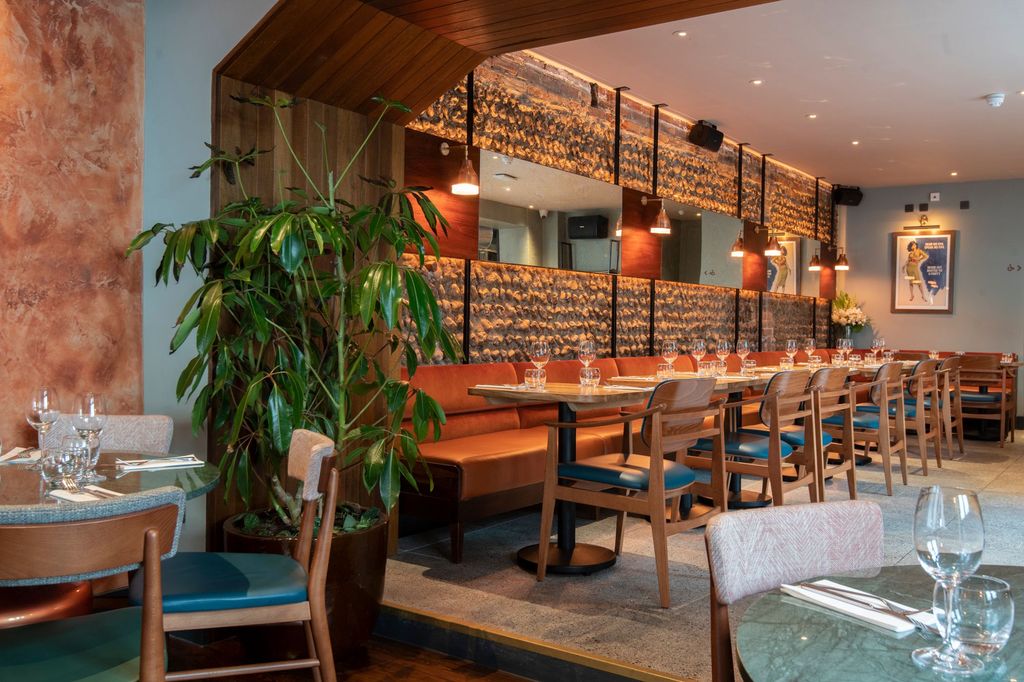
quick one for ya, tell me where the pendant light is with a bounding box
[641,196,672,235]
[614,214,623,238]
[764,232,782,257]
[440,142,479,196]
[730,232,745,258]
[808,250,822,271]
[835,247,850,271]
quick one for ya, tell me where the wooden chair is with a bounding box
[536,378,727,608]
[900,359,944,471]
[0,487,184,681]
[693,370,819,507]
[824,362,908,496]
[960,355,1016,446]
[705,501,883,682]
[131,429,340,681]
[938,355,965,455]
[808,366,858,501]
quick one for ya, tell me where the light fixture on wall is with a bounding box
[641,196,672,235]
[764,232,782,256]
[614,214,623,238]
[808,250,822,271]
[835,247,850,271]
[440,142,479,196]
[730,231,745,258]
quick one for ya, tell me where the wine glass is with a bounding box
[837,338,852,363]
[660,339,679,370]
[716,339,731,364]
[25,387,61,455]
[692,339,707,364]
[785,339,798,362]
[913,486,985,674]
[529,341,550,369]
[736,340,750,364]
[72,392,107,482]
[870,337,882,362]
[577,339,596,368]
[803,338,816,359]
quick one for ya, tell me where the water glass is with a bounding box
[1000,353,1013,364]
[849,353,862,367]
[882,351,895,363]
[39,449,73,486]
[656,363,673,379]
[929,350,940,360]
[741,360,756,376]
[61,435,92,483]
[779,357,795,371]
[524,368,547,390]
[697,361,716,377]
[809,355,823,368]
[716,360,727,377]
[948,575,1014,661]
[579,366,601,388]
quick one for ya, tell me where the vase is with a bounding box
[844,325,852,339]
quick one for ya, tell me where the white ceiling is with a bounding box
[535,0,1024,188]
[479,153,622,212]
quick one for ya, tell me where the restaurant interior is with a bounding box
[2,0,1024,680]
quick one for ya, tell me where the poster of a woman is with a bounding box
[766,238,799,294]
[891,230,956,313]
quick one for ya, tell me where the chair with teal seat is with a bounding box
[960,354,1016,447]
[536,378,727,608]
[825,362,908,495]
[0,486,185,681]
[808,366,858,501]
[900,359,944,471]
[938,355,965,455]
[693,370,819,507]
[131,429,340,681]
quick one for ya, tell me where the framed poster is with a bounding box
[767,237,800,295]
[891,230,956,313]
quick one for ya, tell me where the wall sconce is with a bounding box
[835,247,850,271]
[440,142,479,196]
[808,250,822,271]
[614,214,623,238]
[763,232,782,257]
[641,195,672,235]
[729,232,745,258]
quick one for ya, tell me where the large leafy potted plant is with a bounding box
[128,94,458,654]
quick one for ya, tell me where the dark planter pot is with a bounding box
[222,511,389,661]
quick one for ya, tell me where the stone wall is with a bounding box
[738,290,760,348]
[654,281,735,347]
[763,293,815,350]
[815,298,832,348]
[616,277,651,357]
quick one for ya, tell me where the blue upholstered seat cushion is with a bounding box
[903,397,937,409]
[739,427,832,449]
[558,454,696,491]
[0,606,146,681]
[857,403,916,418]
[129,552,307,613]
[960,391,1000,404]
[823,412,880,429]
[693,434,794,460]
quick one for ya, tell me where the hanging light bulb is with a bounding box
[650,206,672,235]
[730,234,745,258]
[451,146,479,196]
[808,251,822,271]
[614,214,623,238]
[835,249,850,271]
[764,232,782,256]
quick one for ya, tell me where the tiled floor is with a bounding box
[386,432,1024,681]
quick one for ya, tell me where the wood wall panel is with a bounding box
[403,129,479,259]
[620,187,664,280]
[0,0,144,444]
[741,220,768,291]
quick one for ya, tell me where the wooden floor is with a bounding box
[168,633,525,681]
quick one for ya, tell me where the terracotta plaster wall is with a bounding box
[0,1,144,443]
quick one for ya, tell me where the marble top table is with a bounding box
[737,564,1024,681]
[0,452,219,505]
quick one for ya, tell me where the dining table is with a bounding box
[0,451,219,505]
[736,564,1024,681]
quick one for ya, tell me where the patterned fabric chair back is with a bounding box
[43,415,174,455]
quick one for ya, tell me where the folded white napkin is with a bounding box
[604,384,652,392]
[0,447,36,464]
[614,375,657,381]
[780,579,935,634]
[48,485,124,503]
[116,454,204,472]
[473,384,523,390]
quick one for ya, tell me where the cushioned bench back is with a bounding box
[513,358,623,428]
[404,363,521,441]
[614,355,697,375]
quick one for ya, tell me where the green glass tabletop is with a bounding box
[737,565,1024,681]
[0,452,220,504]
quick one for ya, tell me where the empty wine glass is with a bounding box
[736,340,751,364]
[785,339,798,361]
[692,339,706,364]
[837,338,852,363]
[913,486,985,674]
[529,340,550,369]
[716,339,731,364]
[803,338,816,359]
[25,387,61,456]
[577,339,596,368]
[72,393,107,482]
[660,339,679,369]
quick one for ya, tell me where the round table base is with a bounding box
[728,490,772,509]
[515,543,617,575]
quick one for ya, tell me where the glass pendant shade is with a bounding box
[730,236,745,258]
[451,154,479,196]
[614,215,623,238]
[808,252,822,271]
[650,207,672,235]
[835,251,850,270]
[764,234,782,256]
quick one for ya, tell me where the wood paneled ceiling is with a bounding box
[217,0,774,123]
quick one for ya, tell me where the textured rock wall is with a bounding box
[656,113,739,216]
[0,0,144,443]
[762,293,815,350]
[619,96,654,194]
[815,298,832,347]
[616,277,651,356]
[400,255,465,364]
[469,261,612,363]
[654,281,735,347]
[739,290,760,348]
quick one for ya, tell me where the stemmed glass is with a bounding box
[912,486,985,674]
[870,337,883,362]
[785,339,798,362]
[577,339,596,368]
[529,341,550,369]
[803,338,816,359]
[72,392,107,483]
[660,339,679,371]
[716,339,731,363]
[25,387,61,457]
[736,340,750,364]
[691,339,707,365]
[837,338,852,363]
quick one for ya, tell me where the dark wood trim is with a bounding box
[733,289,741,348]
[756,292,764,351]
[466,69,475,146]
[462,258,472,362]
[651,103,666,195]
[613,86,628,186]
[648,279,657,356]
[610,275,619,357]
[735,142,747,218]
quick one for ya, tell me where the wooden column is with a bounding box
[741,220,768,291]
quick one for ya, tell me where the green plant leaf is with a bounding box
[196,281,223,354]
[378,448,401,511]
[279,230,306,274]
[170,306,201,353]
[267,384,293,454]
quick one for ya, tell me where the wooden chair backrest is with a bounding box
[869,362,904,407]
[810,366,850,409]
[958,354,1006,389]
[293,453,339,572]
[906,358,941,395]
[895,351,927,361]
[641,378,719,452]
[759,370,811,428]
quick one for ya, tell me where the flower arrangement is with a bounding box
[832,291,870,333]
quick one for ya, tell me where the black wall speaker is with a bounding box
[567,214,609,239]
[832,185,864,206]
[687,120,724,152]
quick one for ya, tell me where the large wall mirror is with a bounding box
[658,199,743,289]
[478,152,622,273]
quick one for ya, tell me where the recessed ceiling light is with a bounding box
[1019,90,1024,95]
[749,79,764,86]
[950,171,958,177]
[528,204,534,209]
[851,140,860,146]
[673,30,688,37]
[504,187,511,191]
[806,113,817,119]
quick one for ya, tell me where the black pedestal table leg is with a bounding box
[726,389,772,509]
